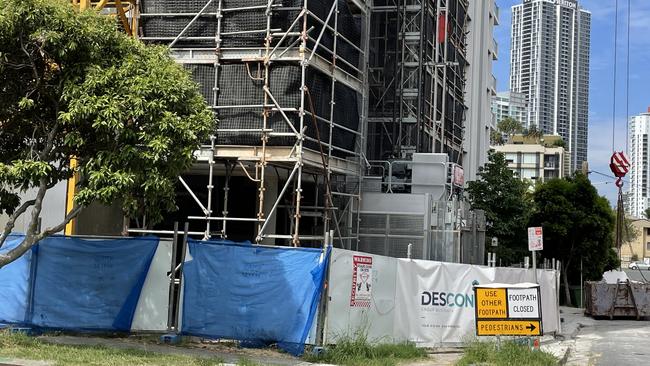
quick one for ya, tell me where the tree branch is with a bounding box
[35,205,84,242]
[0,198,37,250]
[0,203,85,269]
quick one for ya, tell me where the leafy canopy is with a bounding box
[530,174,615,305]
[467,152,532,264]
[0,0,214,265]
[496,117,523,136]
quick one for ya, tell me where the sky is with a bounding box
[493,0,650,204]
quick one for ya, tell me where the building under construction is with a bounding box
[66,0,476,260]
[367,0,468,163]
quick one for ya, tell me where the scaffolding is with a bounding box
[366,0,468,163]
[133,0,370,248]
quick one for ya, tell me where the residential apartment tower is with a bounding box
[510,0,590,173]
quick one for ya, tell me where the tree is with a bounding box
[523,124,543,143]
[467,152,532,264]
[644,207,650,220]
[496,117,523,141]
[0,0,214,267]
[529,174,615,306]
[490,129,504,145]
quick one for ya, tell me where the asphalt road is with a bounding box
[568,320,650,365]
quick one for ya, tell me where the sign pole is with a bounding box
[532,251,537,284]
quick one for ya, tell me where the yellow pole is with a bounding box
[79,0,91,10]
[64,159,78,235]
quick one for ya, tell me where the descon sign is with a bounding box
[421,291,474,308]
[473,284,543,336]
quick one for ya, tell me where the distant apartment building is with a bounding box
[621,219,650,265]
[627,110,650,219]
[510,0,591,173]
[492,135,567,183]
[492,91,528,125]
[463,0,499,182]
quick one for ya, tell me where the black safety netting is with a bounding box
[140,0,361,71]
[184,63,359,157]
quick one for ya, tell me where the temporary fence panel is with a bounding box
[0,234,31,324]
[131,239,173,332]
[181,240,330,356]
[30,236,158,331]
[326,248,399,343]
[394,258,496,345]
[326,248,560,346]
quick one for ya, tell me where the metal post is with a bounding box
[580,256,584,308]
[166,222,179,332]
[532,251,538,284]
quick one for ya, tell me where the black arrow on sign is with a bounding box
[526,323,536,332]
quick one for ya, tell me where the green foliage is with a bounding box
[467,152,532,265]
[0,0,213,231]
[457,340,558,366]
[644,207,650,220]
[490,129,504,145]
[623,217,638,244]
[530,174,615,289]
[551,138,566,148]
[304,332,426,366]
[496,117,523,136]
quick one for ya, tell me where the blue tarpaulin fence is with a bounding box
[182,239,330,356]
[0,234,330,355]
[0,234,157,331]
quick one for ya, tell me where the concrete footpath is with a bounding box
[542,306,650,365]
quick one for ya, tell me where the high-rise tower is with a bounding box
[510,0,590,172]
[627,110,650,219]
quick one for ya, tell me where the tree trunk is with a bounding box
[562,262,573,307]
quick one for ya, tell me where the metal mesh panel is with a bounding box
[358,236,386,256]
[359,214,386,234]
[140,0,361,68]
[388,215,423,234]
[183,64,215,103]
[387,238,423,259]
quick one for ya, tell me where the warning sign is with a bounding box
[476,320,542,336]
[474,284,542,336]
[350,255,372,307]
[476,288,507,318]
[527,227,543,251]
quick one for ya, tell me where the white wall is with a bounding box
[0,181,67,234]
[325,248,560,346]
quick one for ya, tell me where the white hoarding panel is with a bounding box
[325,248,560,346]
[326,248,399,344]
[131,240,172,332]
[394,259,496,345]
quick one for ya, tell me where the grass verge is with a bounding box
[456,340,558,366]
[304,333,428,366]
[0,331,225,366]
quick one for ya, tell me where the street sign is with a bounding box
[476,320,542,336]
[527,227,543,251]
[474,283,543,337]
[491,237,498,247]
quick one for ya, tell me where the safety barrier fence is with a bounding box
[0,235,558,354]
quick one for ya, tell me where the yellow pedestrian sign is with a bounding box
[474,283,543,337]
[476,320,542,336]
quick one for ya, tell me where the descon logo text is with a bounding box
[421,291,475,308]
